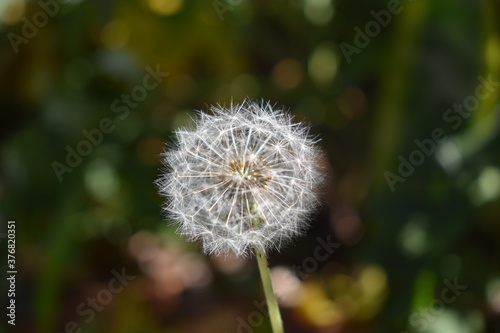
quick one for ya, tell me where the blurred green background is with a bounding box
[1,0,500,332]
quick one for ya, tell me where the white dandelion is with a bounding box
[157,100,325,257]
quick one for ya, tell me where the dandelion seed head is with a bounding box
[157,100,325,256]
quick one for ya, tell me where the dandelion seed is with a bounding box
[157,100,325,257]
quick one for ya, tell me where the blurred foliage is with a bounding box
[1,0,500,332]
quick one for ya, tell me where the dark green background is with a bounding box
[1,0,500,332]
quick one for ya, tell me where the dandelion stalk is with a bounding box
[249,203,283,333]
[254,246,284,333]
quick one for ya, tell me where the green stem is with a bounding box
[254,246,284,333]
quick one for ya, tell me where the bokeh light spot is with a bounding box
[399,214,428,257]
[436,139,462,173]
[148,0,184,16]
[129,231,162,262]
[334,213,364,245]
[300,283,343,326]
[357,265,387,299]
[100,19,130,50]
[426,310,468,333]
[308,42,339,85]
[211,252,248,274]
[486,36,500,74]
[271,58,303,90]
[468,165,500,206]
[84,159,119,200]
[0,0,24,25]
[271,266,303,307]
[486,277,500,314]
[304,0,334,25]
[477,166,500,201]
[337,85,367,118]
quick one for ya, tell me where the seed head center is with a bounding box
[228,158,269,188]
